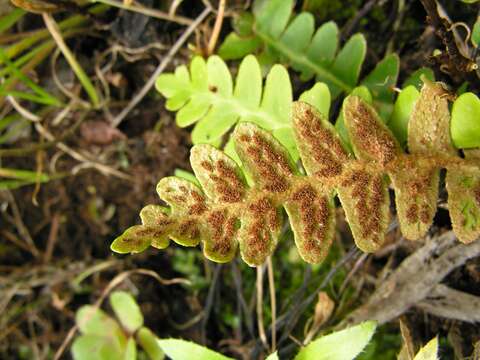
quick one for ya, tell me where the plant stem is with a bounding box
[42,13,100,108]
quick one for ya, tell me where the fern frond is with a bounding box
[218,0,399,102]
[113,80,480,267]
[156,54,332,160]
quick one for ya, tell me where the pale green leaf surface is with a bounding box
[72,335,123,360]
[306,21,339,69]
[260,64,292,126]
[329,34,366,97]
[266,352,279,360]
[280,12,315,56]
[124,338,136,360]
[299,82,331,118]
[294,321,377,360]
[472,19,480,46]
[207,56,233,96]
[218,33,262,60]
[254,0,293,38]
[157,339,233,360]
[389,86,420,146]
[137,327,165,360]
[109,291,144,333]
[234,55,262,109]
[413,337,438,360]
[451,92,480,148]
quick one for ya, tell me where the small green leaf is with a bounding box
[234,54,262,109]
[137,327,165,360]
[361,54,399,104]
[72,335,123,360]
[389,86,420,146]
[218,33,262,60]
[280,12,315,57]
[402,68,435,90]
[329,34,366,97]
[174,169,201,188]
[472,18,480,47]
[451,92,480,148]
[76,306,121,335]
[266,352,280,360]
[413,337,438,360]
[260,64,292,126]
[254,0,293,38]
[110,225,157,253]
[157,339,234,360]
[124,338,136,360]
[294,321,377,360]
[109,291,144,333]
[306,21,339,70]
[299,82,331,119]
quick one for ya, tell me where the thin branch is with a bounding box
[267,256,276,352]
[207,0,226,55]
[256,264,268,350]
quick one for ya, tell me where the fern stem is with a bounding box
[256,265,269,350]
[267,257,276,352]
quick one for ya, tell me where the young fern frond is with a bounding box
[156,54,330,160]
[218,0,399,103]
[112,81,480,267]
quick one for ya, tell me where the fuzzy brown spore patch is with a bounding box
[342,170,385,243]
[207,210,236,256]
[344,97,399,166]
[178,219,200,240]
[295,106,348,178]
[188,190,207,215]
[408,81,456,156]
[240,130,292,193]
[289,184,331,260]
[475,186,480,207]
[242,197,280,264]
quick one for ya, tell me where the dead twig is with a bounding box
[267,257,276,352]
[417,284,480,322]
[207,0,226,55]
[342,232,480,326]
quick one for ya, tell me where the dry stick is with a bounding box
[256,264,269,350]
[267,256,276,352]
[94,0,193,26]
[111,7,212,127]
[43,213,60,264]
[207,0,226,55]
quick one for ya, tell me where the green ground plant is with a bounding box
[112,78,480,266]
[72,290,440,360]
